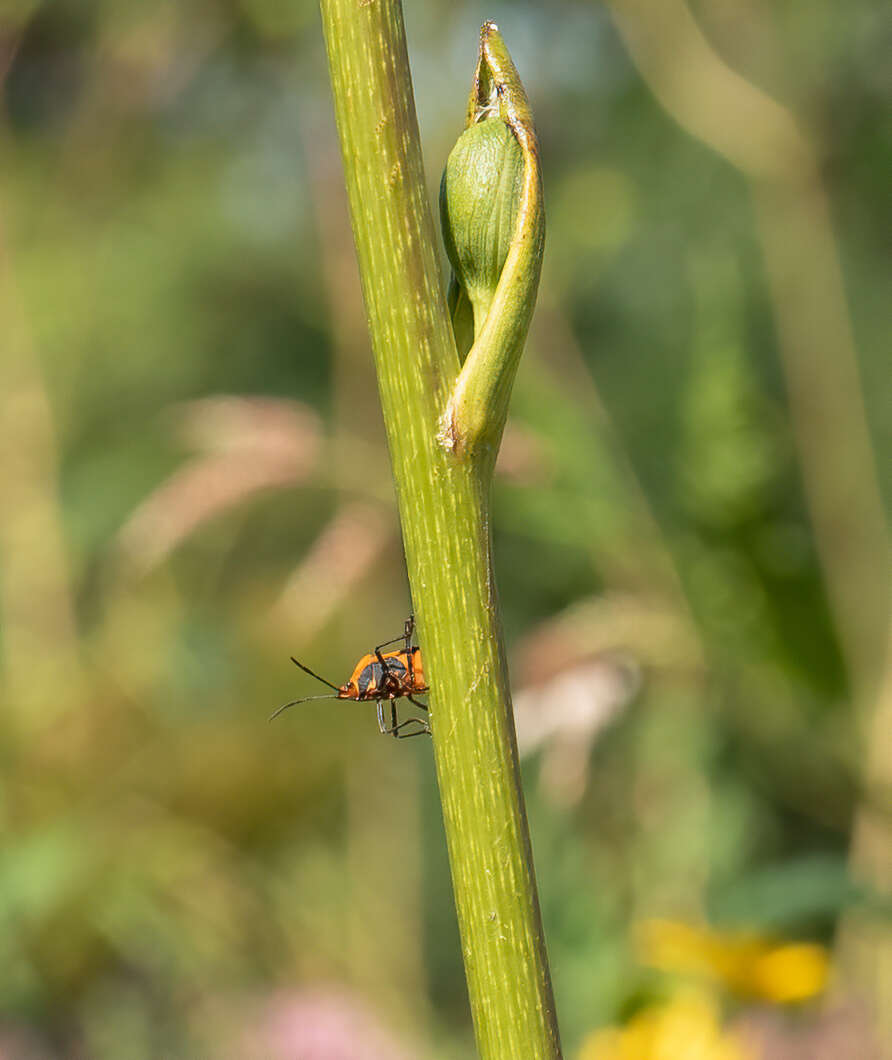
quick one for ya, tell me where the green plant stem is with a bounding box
[318,4,561,1057]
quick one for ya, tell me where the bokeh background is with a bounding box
[1,0,889,1057]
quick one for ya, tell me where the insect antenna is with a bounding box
[290,657,341,691]
[269,693,339,722]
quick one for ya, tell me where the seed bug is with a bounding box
[271,615,430,738]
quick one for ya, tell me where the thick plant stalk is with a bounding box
[319,6,560,1058]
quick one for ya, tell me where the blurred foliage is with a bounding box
[0,0,889,1057]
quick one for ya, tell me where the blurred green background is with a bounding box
[1,0,889,1057]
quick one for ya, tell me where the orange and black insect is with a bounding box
[270,616,430,738]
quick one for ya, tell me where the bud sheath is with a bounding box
[438,22,545,464]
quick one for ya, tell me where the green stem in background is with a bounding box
[318,6,560,1058]
[604,0,892,1041]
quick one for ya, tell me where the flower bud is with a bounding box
[440,117,525,336]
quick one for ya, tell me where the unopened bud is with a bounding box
[440,118,525,336]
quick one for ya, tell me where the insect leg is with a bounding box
[373,614,415,665]
[374,642,400,697]
[387,716,431,739]
[374,632,407,657]
[376,701,388,735]
[404,619,418,688]
[375,635,410,700]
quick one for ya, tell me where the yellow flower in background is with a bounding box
[578,991,752,1060]
[636,919,830,1003]
[578,920,831,1060]
[749,941,829,1003]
